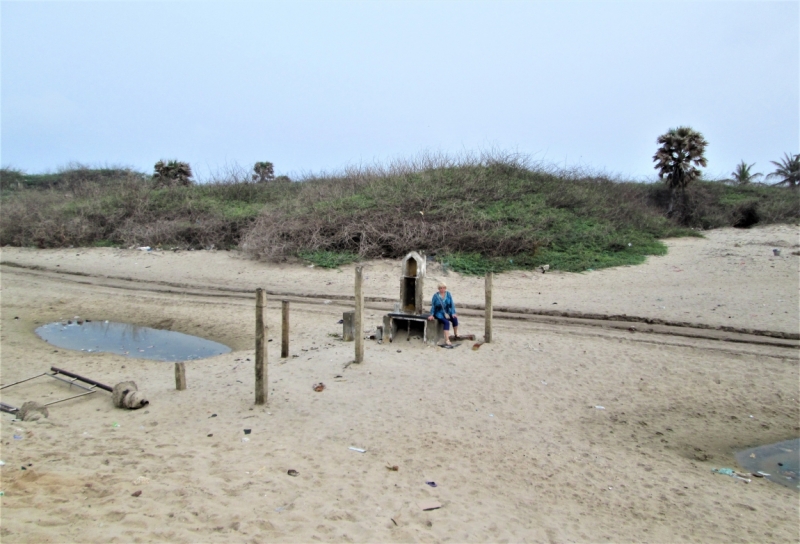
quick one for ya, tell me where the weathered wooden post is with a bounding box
[255,288,267,405]
[174,362,187,390]
[342,311,355,341]
[354,266,364,363]
[281,300,290,358]
[485,272,493,343]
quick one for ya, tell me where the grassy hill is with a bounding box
[1,156,797,274]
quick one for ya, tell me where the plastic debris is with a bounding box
[349,447,366,453]
[425,481,437,488]
[595,406,605,410]
[712,468,750,482]
[287,469,298,477]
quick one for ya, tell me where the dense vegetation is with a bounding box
[1,154,797,275]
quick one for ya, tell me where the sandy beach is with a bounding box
[1,224,798,543]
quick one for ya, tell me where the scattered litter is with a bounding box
[472,342,483,350]
[594,406,605,410]
[349,447,366,453]
[773,249,781,256]
[132,476,150,485]
[241,437,250,443]
[287,469,298,477]
[418,500,442,511]
[0,461,4,466]
[712,468,750,482]
[426,481,437,487]
[0,492,4,496]
[244,429,251,435]
[12,435,22,440]
[336,319,344,324]
[112,422,120,428]
[137,246,151,251]
[131,490,142,497]
[209,414,217,418]
[313,383,325,392]
[541,381,547,385]
[712,468,735,476]
[386,465,399,471]
[754,471,770,477]
[323,300,332,305]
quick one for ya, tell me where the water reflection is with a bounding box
[36,321,231,362]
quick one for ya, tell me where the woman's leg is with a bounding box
[451,317,459,339]
[437,317,452,345]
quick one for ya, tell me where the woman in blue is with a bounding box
[427,282,459,347]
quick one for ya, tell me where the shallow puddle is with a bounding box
[736,438,800,491]
[36,321,231,361]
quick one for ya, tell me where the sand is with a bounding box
[0,224,798,543]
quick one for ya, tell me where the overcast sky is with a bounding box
[2,1,797,181]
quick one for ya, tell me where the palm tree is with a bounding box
[767,153,800,188]
[153,160,193,187]
[252,161,275,183]
[653,126,708,216]
[729,161,762,186]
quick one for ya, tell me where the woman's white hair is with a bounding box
[437,282,447,289]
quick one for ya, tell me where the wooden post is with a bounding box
[342,311,355,341]
[255,288,267,405]
[354,266,364,363]
[485,272,493,343]
[281,300,290,358]
[174,362,187,390]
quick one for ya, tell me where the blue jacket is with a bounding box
[430,291,456,320]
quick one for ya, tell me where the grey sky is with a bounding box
[2,1,797,181]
